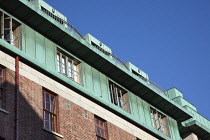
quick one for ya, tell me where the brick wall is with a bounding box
[0,67,136,140]
[0,68,16,140]
[107,122,135,140]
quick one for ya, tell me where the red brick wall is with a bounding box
[0,67,135,140]
[107,122,135,140]
[59,98,95,140]
[0,68,16,140]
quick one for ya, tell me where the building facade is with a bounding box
[0,0,210,140]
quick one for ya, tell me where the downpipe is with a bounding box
[15,56,19,140]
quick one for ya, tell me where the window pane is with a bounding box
[73,64,78,82]
[95,117,106,139]
[108,82,129,112]
[150,108,169,136]
[45,111,50,121]
[57,54,60,73]
[96,127,101,136]
[42,100,45,109]
[42,90,57,132]
[51,96,54,104]
[46,93,50,102]
[68,61,72,78]
[95,119,100,125]
[46,102,50,111]
[42,92,45,100]
[52,123,56,132]
[100,121,104,128]
[52,115,56,124]
[4,16,10,28]
[118,97,123,108]
[4,30,10,40]
[56,51,80,84]
[101,129,105,137]
[45,121,50,130]
[62,57,66,75]
[51,105,56,113]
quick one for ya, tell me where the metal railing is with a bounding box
[27,0,167,97]
[148,80,167,96]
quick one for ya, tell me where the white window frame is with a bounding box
[0,11,21,48]
[109,81,130,113]
[150,107,170,137]
[57,51,80,84]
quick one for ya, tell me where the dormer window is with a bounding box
[0,11,21,48]
[150,108,170,137]
[57,51,81,84]
[109,81,130,113]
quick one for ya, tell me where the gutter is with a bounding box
[15,56,19,140]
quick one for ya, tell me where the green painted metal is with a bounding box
[167,117,181,140]
[83,63,94,92]
[0,2,187,139]
[92,68,102,97]
[21,24,56,69]
[183,120,210,139]
[0,0,193,123]
[166,88,210,139]
[1,0,210,139]
[142,100,153,125]
[130,93,141,120]
[166,88,183,99]
[0,38,172,140]
[136,97,148,125]
[25,25,36,58]
[45,38,56,70]
[99,73,109,100]
[35,31,45,64]
[21,25,26,53]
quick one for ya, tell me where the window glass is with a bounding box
[109,81,130,113]
[0,12,21,48]
[57,54,61,73]
[57,51,80,84]
[43,90,57,132]
[150,108,170,137]
[62,57,66,75]
[95,116,107,140]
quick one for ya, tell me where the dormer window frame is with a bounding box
[57,50,81,84]
[108,80,130,113]
[0,10,21,49]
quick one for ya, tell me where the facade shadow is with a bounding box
[0,68,59,140]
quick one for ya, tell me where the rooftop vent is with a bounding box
[84,33,112,56]
[39,0,68,27]
[125,62,149,82]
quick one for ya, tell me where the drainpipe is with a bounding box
[15,56,19,140]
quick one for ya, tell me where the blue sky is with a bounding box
[44,0,210,120]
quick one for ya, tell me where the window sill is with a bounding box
[0,108,9,114]
[42,128,63,138]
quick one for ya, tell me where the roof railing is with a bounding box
[27,0,167,97]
